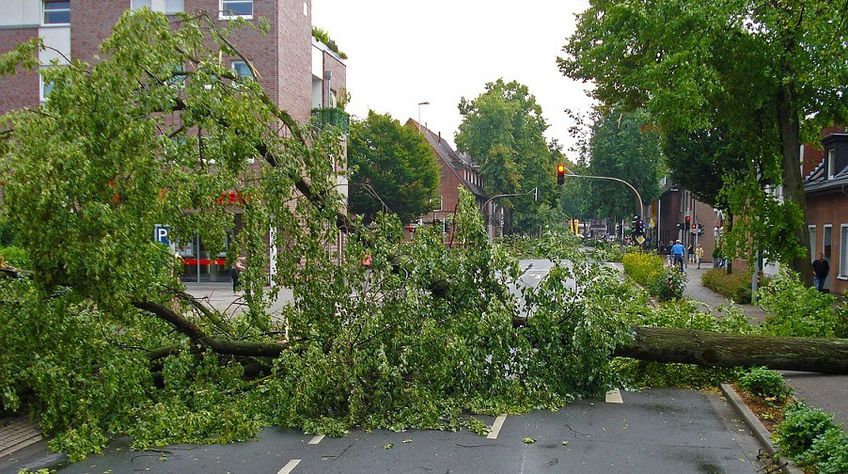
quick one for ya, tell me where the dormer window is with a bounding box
[827,148,836,179]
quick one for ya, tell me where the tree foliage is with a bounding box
[560,0,848,276]
[456,79,557,233]
[348,111,440,224]
[0,11,639,460]
[585,109,662,220]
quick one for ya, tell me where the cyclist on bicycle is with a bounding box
[670,240,686,273]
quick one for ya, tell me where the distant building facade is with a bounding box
[651,181,722,263]
[407,120,497,242]
[803,129,848,295]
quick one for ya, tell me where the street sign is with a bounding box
[154,224,170,246]
[636,235,646,245]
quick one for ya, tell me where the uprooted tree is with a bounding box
[1,9,846,462]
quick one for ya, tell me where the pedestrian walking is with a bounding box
[231,256,246,293]
[671,240,686,273]
[667,241,675,266]
[688,244,695,264]
[695,245,704,269]
[812,253,830,292]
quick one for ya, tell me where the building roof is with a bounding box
[804,160,848,194]
[803,133,848,195]
[406,119,487,198]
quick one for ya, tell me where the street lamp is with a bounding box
[417,101,430,129]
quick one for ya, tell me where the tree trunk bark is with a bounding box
[614,326,848,374]
[776,84,813,285]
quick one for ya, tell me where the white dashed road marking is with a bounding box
[277,459,301,474]
[487,414,508,439]
[605,388,624,404]
[308,434,325,445]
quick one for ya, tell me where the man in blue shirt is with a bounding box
[670,240,686,272]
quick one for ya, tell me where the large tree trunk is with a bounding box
[615,326,848,374]
[776,84,813,285]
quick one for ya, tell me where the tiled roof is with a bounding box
[804,160,848,194]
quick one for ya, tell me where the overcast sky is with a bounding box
[312,0,595,156]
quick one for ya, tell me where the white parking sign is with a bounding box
[154,224,170,246]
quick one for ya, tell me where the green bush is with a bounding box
[775,403,838,460]
[808,428,848,474]
[0,246,29,268]
[623,253,686,301]
[649,266,687,302]
[592,241,625,262]
[701,268,753,303]
[622,252,664,287]
[738,367,791,401]
[760,270,838,338]
[834,302,848,339]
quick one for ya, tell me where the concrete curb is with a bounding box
[720,383,804,474]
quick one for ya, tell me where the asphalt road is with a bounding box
[54,389,763,474]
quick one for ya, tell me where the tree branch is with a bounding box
[132,301,286,358]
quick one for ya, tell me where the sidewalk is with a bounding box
[683,264,848,430]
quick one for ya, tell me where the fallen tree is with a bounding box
[3,11,847,462]
[614,326,848,375]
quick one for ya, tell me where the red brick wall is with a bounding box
[806,192,848,295]
[692,199,721,263]
[69,0,125,61]
[322,50,345,106]
[0,28,40,115]
[277,0,312,123]
[803,144,824,178]
[185,0,282,106]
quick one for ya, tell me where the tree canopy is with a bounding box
[348,111,440,224]
[455,79,556,233]
[560,0,848,276]
[585,109,663,221]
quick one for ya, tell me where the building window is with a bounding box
[824,225,833,261]
[132,0,183,13]
[809,225,817,262]
[231,60,253,79]
[165,0,184,13]
[827,149,836,179]
[43,0,70,25]
[39,70,55,102]
[840,225,848,279]
[221,0,253,18]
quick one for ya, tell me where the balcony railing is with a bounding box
[311,107,349,133]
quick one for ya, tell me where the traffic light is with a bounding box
[557,163,566,186]
[685,215,691,225]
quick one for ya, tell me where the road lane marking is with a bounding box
[605,388,623,404]
[487,414,508,439]
[277,459,301,474]
[308,434,325,445]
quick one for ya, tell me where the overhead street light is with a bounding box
[417,101,430,129]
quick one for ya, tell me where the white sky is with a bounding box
[312,0,595,157]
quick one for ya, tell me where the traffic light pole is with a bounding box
[483,187,538,245]
[562,174,644,220]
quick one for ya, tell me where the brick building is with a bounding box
[0,0,347,282]
[406,120,493,242]
[803,130,848,295]
[651,181,722,263]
